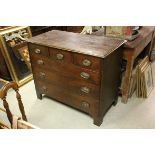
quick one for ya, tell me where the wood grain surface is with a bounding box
[28,30,125,58]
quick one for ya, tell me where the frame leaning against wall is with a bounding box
[0,26,33,86]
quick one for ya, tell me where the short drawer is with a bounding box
[30,54,48,68]
[74,53,101,70]
[28,43,49,57]
[49,48,73,64]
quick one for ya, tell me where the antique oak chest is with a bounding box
[27,30,125,126]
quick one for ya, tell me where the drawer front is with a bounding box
[30,54,48,68]
[33,69,100,100]
[31,54,100,85]
[74,53,101,70]
[35,80,99,114]
[49,47,73,64]
[28,43,49,57]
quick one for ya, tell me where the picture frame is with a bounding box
[105,26,132,40]
[137,56,149,97]
[140,62,149,98]
[0,26,33,86]
[136,56,154,98]
[142,63,154,97]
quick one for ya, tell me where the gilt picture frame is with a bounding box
[0,26,33,86]
[142,63,154,97]
[105,26,132,40]
[137,56,154,98]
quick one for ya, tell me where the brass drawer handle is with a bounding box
[35,49,41,54]
[56,53,64,60]
[39,72,45,78]
[37,60,44,65]
[42,86,47,91]
[82,59,91,67]
[80,72,90,79]
[81,87,90,94]
[81,101,90,108]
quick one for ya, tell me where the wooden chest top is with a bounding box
[28,30,125,58]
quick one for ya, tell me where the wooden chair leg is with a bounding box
[3,97,13,126]
[15,89,27,121]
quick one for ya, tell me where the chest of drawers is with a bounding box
[28,30,125,126]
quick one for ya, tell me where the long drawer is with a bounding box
[30,54,101,85]
[36,80,99,114]
[33,67,100,101]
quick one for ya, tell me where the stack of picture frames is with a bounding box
[128,67,137,98]
[136,56,154,98]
